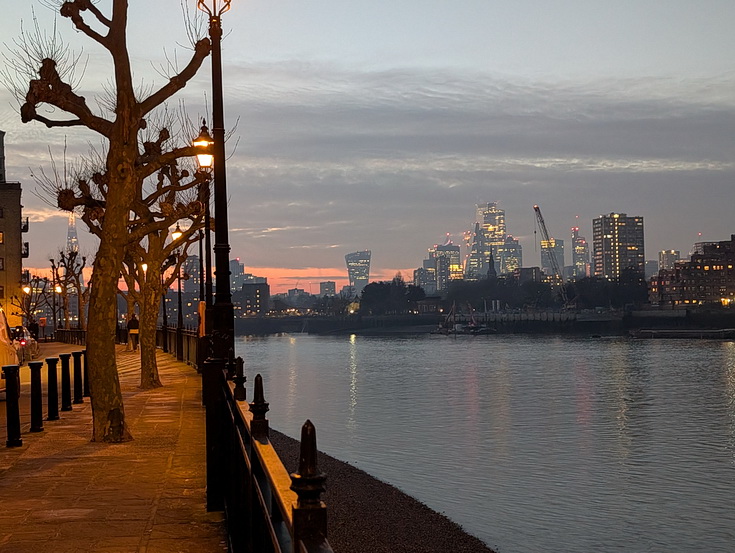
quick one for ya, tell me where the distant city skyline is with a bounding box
[2,1,734,294]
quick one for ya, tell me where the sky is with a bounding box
[2,1,734,294]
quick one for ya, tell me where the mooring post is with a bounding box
[29,361,44,433]
[3,365,22,447]
[46,357,60,421]
[71,351,83,404]
[59,353,72,411]
[290,420,328,551]
[202,356,226,512]
[82,349,90,397]
[233,356,246,401]
[249,374,269,440]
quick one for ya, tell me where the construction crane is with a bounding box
[533,204,569,305]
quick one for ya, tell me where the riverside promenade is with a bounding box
[0,343,227,553]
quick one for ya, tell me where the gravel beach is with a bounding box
[270,429,497,553]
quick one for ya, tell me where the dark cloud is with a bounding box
[4,63,734,275]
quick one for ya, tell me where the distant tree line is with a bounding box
[445,268,648,311]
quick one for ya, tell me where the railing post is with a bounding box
[202,356,225,512]
[82,349,90,397]
[3,365,22,447]
[233,356,246,401]
[226,348,235,380]
[46,357,60,421]
[290,420,328,551]
[29,361,44,433]
[71,351,84,404]
[59,353,72,412]
[249,374,269,440]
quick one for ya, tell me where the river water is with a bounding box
[235,334,735,553]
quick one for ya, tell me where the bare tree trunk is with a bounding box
[86,194,131,442]
[139,268,162,389]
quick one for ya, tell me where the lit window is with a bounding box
[0,231,3,244]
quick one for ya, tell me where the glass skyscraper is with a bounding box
[592,213,645,281]
[345,250,371,295]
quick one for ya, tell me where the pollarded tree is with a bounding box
[9,1,212,442]
[120,172,204,391]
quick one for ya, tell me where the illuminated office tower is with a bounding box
[540,238,564,280]
[592,213,645,281]
[428,240,462,291]
[476,202,506,274]
[464,222,488,280]
[658,250,680,271]
[498,234,522,274]
[571,227,590,279]
[345,250,371,295]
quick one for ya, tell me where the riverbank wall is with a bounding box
[234,309,735,336]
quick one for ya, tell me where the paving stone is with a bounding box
[0,344,223,552]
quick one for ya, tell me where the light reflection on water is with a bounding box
[236,334,735,553]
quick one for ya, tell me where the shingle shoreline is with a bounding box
[270,429,498,553]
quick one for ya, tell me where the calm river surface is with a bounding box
[235,334,735,553]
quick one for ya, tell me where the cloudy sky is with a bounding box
[2,1,734,293]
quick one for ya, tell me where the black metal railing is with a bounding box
[202,357,333,553]
[55,328,87,345]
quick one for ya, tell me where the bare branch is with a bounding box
[21,58,113,135]
[60,1,110,47]
[139,37,211,116]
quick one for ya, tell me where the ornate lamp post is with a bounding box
[193,121,214,312]
[197,0,234,358]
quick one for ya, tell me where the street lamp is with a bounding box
[197,0,234,359]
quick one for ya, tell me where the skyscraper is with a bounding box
[571,227,590,279]
[540,238,564,281]
[465,202,520,278]
[497,234,522,274]
[427,240,462,291]
[464,222,488,280]
[230,258,245,292]
[345,250,371,295]
[592,213,645,281]
[66,213,79,253]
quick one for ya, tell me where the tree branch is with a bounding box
[60,1,110,48]
[139,38,211,116]
[21,58,113,136]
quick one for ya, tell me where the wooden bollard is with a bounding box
[46,357,60,421]
[29,361,44,432]
[72,351,84,404]
[59,353,72,411]
[290,420,328,550]
[3,365,22,447]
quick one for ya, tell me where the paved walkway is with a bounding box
[0,343,227,553]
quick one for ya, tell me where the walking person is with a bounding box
[127,313,140,351]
